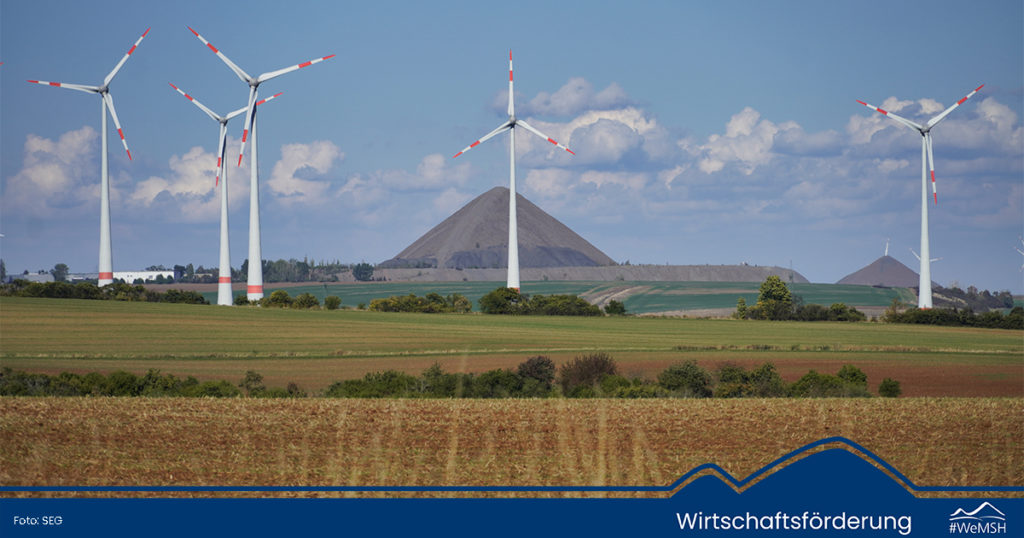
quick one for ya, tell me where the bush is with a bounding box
[878,378,902,397]
[234,294,251,306]
[324,370,419,398]
[292,292,320,309]
[324,295,342,310]
[516,356,555,392]
[657,360,712,397]
[837,364,868,386]
[598,374,632,396]
[261,289,293,308]
[184,380,240,397]
[612,384,669,398]
[239,370,266,396]
[604,300,626,315]
[558,353,618,395]
[479,287,527,314]
[473,369,524,398]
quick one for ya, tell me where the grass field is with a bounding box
[1,397,1020,495]
[191,281,914,315]
[1,297,1021,396]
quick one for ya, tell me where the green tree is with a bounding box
[324,295,342,310]
[733,297,748,319]
[878,378,902,397]
[51,263,70,282]
[657,360,712,397]
[292,292,320,309]
[479,287,527,314]
[751,275,793,320]
[352,262,375,282]
[239,370,266,397]
[604,300,627,315]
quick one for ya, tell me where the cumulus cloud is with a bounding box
[698,107,779,174]
[268,140,344,205]
[4,127,99,216]
[519,77,633,117]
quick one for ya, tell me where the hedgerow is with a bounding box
[2,357,902,399]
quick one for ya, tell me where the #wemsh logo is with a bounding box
[949,502,1007,535]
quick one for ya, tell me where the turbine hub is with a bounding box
[509,116,517,125]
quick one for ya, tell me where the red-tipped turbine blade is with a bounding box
[27,80,99,94]
[926,134,937,204]
[168,82,220,122]
[104,27,150,86]
[517,119,575,155]
[238,87,257,167]
[855,98,923,132]
[257,54,335,83]
[187,26,252,83]
[926,84,985,129]
[452,121,512,158]
[103,93,132,160]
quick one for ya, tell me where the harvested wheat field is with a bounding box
[1,397,1020,498]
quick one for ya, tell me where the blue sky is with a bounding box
[2,0,1022,292]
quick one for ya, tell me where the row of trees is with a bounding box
[478,287,615,316]
[0,280,208,304]
[369,293,472,313]
[734,276,866,321]
[2,356,900,399]
[882,303,1023,330]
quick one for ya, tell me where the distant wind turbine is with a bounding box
[1016,237,1024,271]
[187,26,334,301]
[168,83,282,306]
[857,84,983,308]
[909,248,941,263]
[453,51,575,290]
[28,28,149,287]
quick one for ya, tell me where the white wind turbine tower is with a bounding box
[187,26,334,301]
[856,84,983,309]
[453,51,575,290]
[168,83,282,306]
[28,28,149,287]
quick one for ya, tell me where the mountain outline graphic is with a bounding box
[949,502,1006,521]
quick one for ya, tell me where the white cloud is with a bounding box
[521,78,633,117]
[4,127,98,216]
[268,140,344,205]
[698,107,779,175]
[580,171,648,191]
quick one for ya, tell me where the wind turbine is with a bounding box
[856,84,983,308]
[909,248,942,263]
[453,51,575,290]
[187,26,334,300]
[168,83,282,306]
[28,28,149,287]
[1016,238,1023,271]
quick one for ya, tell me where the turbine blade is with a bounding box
[216,123,228,187]
[926,134,937,204]
[103,93,132,161]
[104,27,150,86]
[926,84,984,129]
[507,50,514,117]
[452,121,512,158]
[257,54,335,83]
[517,119,575,155]
[168,82,220,122]
[187,26,252,83]
[238,87,257,167]
[227,91,282,121]
[855,99,923,132]
[27,80,100,94]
